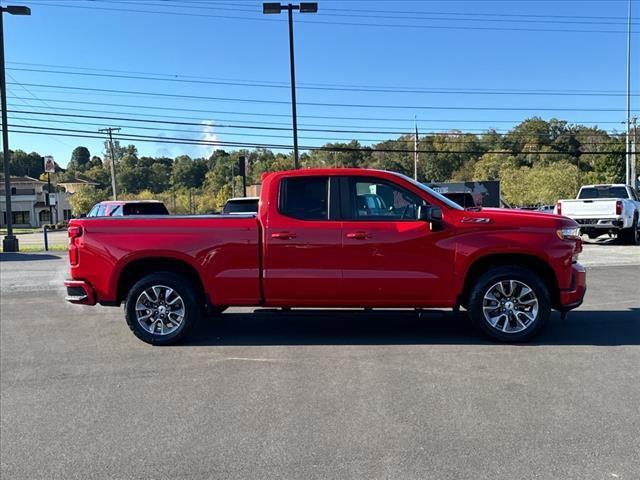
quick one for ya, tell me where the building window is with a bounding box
[39,210,51,223]
[11,187,16,195]
[63,209,72,220]
[12,211,30,225]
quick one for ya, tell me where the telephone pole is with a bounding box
[625,0,632,186]
[631,117,638,188]
[99,127,120,200]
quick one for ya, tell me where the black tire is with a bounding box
[619,215,639,246]
[125,272,202,345]
[468,266,551,342]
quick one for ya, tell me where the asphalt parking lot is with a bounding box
[1,247,638,479]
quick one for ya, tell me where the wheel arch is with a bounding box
[116,257,207,305]
[459,253,559,308]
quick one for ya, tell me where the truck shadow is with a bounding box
[0,253,62,262]
[184,308,639,347]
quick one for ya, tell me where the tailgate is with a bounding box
[561,199,617,218]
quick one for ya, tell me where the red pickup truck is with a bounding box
[65,168,586,345]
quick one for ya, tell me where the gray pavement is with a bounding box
[1,252,639,479]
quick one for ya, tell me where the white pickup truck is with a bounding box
[555,184,640,245]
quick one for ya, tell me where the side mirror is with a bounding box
[418,205,442,223]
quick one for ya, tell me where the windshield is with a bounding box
[392,172,464,210]
[578,186,629,199]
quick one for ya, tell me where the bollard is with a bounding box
[43,226,49,251]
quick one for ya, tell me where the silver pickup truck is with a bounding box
[554,184,640,245]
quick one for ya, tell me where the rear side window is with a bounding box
[279,177,329,220]
[123,203,169,215]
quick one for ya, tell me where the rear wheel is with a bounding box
[125,272,202,345]
[619,216,639,245]
[468,266,550,342]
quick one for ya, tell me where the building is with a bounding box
[0,175,73,228]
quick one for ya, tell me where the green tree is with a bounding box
[68,147,91,172]
[69,186,108,216]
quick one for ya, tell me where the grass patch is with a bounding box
[0,244,67,253]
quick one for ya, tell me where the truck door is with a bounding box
[339,176,452,307]
[262,175,343,306]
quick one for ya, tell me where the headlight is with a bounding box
[557,227,580,240]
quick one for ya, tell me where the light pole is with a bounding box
[1,4,30,253]
[263,2,317,169]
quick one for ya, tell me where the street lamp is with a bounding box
[1,4,31,253]
[263,2,317,169]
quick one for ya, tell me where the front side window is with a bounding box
[349,178,426,221]
[279,176,329,220]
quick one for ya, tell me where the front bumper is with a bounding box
[558,263,586,311]
[64,280,96,305]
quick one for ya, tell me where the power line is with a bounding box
[21,1,635,33]
[10,124,630,154]
[9,117,625,146]
[9,61,638,96]
[8,109,630,137]
[7,84,630,112]
[9,97,629,127]
[7,66,639,98]
[78,0,640,26]
[11,127,631,156]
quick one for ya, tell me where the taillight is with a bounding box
[68,225,82,266]
[616,200,622,215]
[68,226,82,239]
[556,202,562,216]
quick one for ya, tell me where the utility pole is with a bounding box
[1,4,31,253]
[99,127,120,200]
[632,117,638,188]
[413,117,419,181]
[625,0,632,186]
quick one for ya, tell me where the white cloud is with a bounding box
[198,120,219,158]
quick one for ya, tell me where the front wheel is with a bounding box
[468,266,551,342]
[125,272,202,345]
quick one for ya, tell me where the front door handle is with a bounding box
[271,231,297,240]
[346,231,370,240]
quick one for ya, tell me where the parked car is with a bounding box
[87,200,169,217]
[554,184,640,244]
[65,168,586,345]
[222,197,259,215]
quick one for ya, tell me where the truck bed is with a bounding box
[69,215,262,306]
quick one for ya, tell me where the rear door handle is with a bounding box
[346,231,370,240]
[271,231,297,240]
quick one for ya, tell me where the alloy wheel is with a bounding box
[482,280,539,334]
[135,285,185,336]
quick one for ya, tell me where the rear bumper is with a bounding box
[558,263,586,311]
[64,280,96,305]
[575,217,624,230]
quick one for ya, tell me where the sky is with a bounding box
[2,0,639,168]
